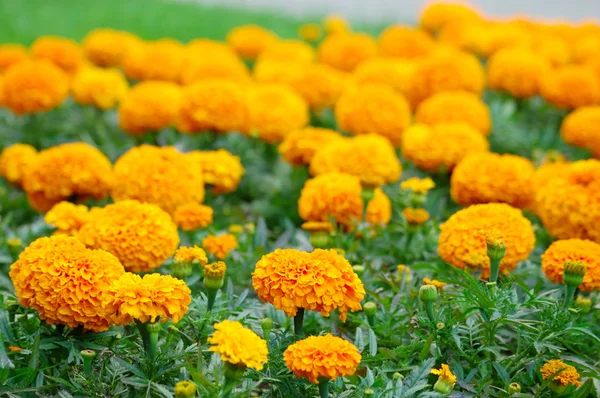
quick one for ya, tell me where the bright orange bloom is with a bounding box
[82,29,140,67]
[174,203,213,231]
[324,15,350,36]
[541,65,600,109]
[288,63,348,110]
[71,66,128,110]
[423,278,446,288]
[179,52,250,86]
[541,239,600,291]
[540,360,581,387]
[319,33,378,72]
[400,177,435,194]
[174,246,208,267]
[202,234,238,260]
[0,143,38,186]
[279,127,344,166]
[351,58,416,101]
[402,208,430,225]
[187,149,244,194]
[298,23,323,42]
[258,40,315,64]
[420,3,481,33]
[0,44,28,71]
[208,320,269,370]
[379,26,435,59]
[45,201,90,236]
[31,36,84,74]
[122,39,184,82]
[562,106,600,157]
[226,24,278,60]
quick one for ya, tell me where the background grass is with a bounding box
[0,0,386,44]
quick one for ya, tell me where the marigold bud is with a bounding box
[508,382,521,394]
[364,389,375,396]
[260,317,273,340]
[81,349,96,360]
[352,265,365,276]
[309,231,331,249]
[436,322,445,330]
[575,296,592,313]
[172,261,193,279]
[563,260,587,287]
[419,285,438,302]
[364,301,377,316]
[484,229,506,264]
[204,262,227,290]
[393,372,403,380]
[174,380,197,398]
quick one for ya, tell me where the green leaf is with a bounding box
[492,362,510,386]
[368,329,377,357]
[112,357,147,379]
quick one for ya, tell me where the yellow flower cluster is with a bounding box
[298,23,322,42]
[284,334,361,384]
[202,234,238,260]
[179,51,250,86]
[174,203,213,231]
[288,63,348,110]
[259,40,315,64]
[122,39,184,82]
[208,320,269,370]
[174,246,208,266]
[278,127,343,166]
[0,44,28,72]
[402,123,489,172]
[9,235,125,332]
[438,203,535,279]
[71,66,129,110]
[351,58,416,101]
[310,134,402,186]
[541,65,600,109]
[561,106,600,156]
[83,28,141,68]
[379,26,435,59]
[77,200,179,272]
[400,177,435,194]
[187,149,244,194]
[318,33,378,72]
[0,143,37,186]
[112,145,204,215]
[541,239,600,291]
[31,36,84,75]
[22,142,113,212]
[540,360,581,387]
[451,153,535,209]
[487,47,552,98]
[103,272,191,324]
[402,208,430,225]
[431,364,457,384]
[45,201,90,236]
[334,83,411,145]
[226,24,278,60]
[252,248,365,321]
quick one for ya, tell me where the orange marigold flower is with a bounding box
[529,34,571,67]
[438,203,535,278]
[298,23,323,42]
[541,65,600,109]
[253,59,305,86]
[540,360,582,387]
[82,28,140,68]
[187,149,244,194]
[252,248,365,321]
[174,245,208,267]
[0,44,28,72]
[487,47,552,99]
[402,208,430,225]
[366,188,392,227]
[186,39,238,59]
[423,278,446,288]
[226,24,278,60]
[335,84,411,146]
[279,127,344,166]
[245,83,309,143]
[111,145,204,216]
[208,320,269,370]
[202,234,238,260]
[451,153,535,209]
[284,334,361,384]
[0,143,38,186]
[288,63,348,110]
[310,134,402,185]
[541,239,600,291]
[77,200,179,272]
[179,53,250,86]
[31,36,84,75]
[532,159,572,196]
[22,142,113,213]
[2,60,69,115]
[174,202,213,231]
[103,272,191,324]
[400,177,435,194]
[431,363,457,393]
[415,91,491,135]
[351,58,416,101]
[45,201,90,236]
[258,40,315,64]
[379,26,435,59]
[178,79,248,134]
[301,221,335,233]
[410,49,484,105]
[420,3,481,33]
[122,39,184,82]
[402,123,489,172]
[561,106,600,157]
[573,34,600,64]
[9,235,125,332]
[468,21,530,59]
[71,66,128,110]
[324,15,350,36]
[118,81,181,136]
[318,33,378,72]
[8,346,22,353]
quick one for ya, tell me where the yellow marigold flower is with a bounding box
[410,49,485,106]
[31,36,84,75]
[7,238,22,248]
[402,208,430,225]
[186,38,238,59]
[0,143,38,186]
[279,127,344,166]
[379,26,435,59]
[252,248,365,321]
[177,79,247,134]
[174,246,208,267]
[541,239,600,292]
[8,346,22,353]
[45,201,90,235]
[423,278,446,288]
[82,28,140,67]
[118,81,181,136]
[288,63,348,110]
[318,33,378,72]
[468,21,530,59]
[229,224,244,234]
[400,177,435,194]
[532,159,572,197]
[573,34,600,64]
[420,3,481,33]
[2,60,69,115]
[174,203,213,231]
[540,360,582,387]
[397,264,412,281]
[310,134,402,185]
[301,221,335,233]
[402,123,489,172]
[366,188,392,227]
[0,44,28,72]
[253,59,305,86]
[335,84,411,146]
[104,272,191,324]
[122,39,184,82]
[208,320,269,370]
[529,34,571,67]
[187,149,244,194]
[174,381,197,398]
[451,153,535,209]
[351,58,416,101]
[535,159,600,241]
[78,200,179,272]
[438,203,535,279]
[22,142,113,213]
[112,145,204,216]
[324,15,350,36]
[71,66,128,110]
[561,106,600,157]
[179,53,250,86]
[431,364,457,394]
[202,234,238,260]
[284,334,361,384]
[541,65,600,109]
[226,24,278,60]
[204,261,226,279]
[298,23,323,42]
[258,40,315,64]
[486,47,552,99]
[415,91,491,135]
[9,235,125,332]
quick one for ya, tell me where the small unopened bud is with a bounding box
[81,349,96,375]
[364,302,377,316]
[364,389,375,396]
[360,186,376,203]
[309,231,330,249]
[575,297,592,313]
[507,382,521,394]
[174,380,198,398]
[81,349,96,360]
[228,224,244,235]
[563,260,587,288]
[419,285,438,302]
[352,265,365,276]
[433,378,454,394]
[260,317,273,340]
[203,262,226,290]
[393,372,403,380]
[172,260,193,279]
[436,322,445,330]
[168,325,180,334]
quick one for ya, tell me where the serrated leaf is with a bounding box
[403,357,435,393]
[492,362,510,386]
[368,328,378,357]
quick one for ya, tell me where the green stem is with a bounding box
[294,308,305,336]
[424,301,436,323]
[207,288,218,312]
[564,285,577,308]
[318,379,330,398]
[489,258,501,284]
